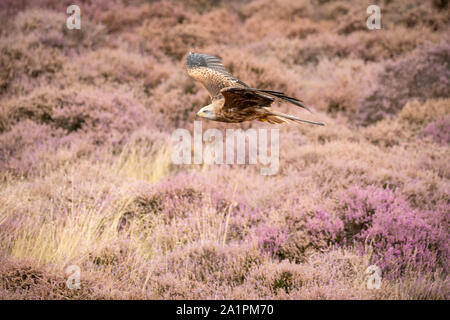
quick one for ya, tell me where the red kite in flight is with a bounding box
[186,52,324,126]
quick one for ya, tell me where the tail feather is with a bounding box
[268,111,325,126]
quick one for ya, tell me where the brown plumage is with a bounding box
[186,52,324,126]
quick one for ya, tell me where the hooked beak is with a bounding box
[196,111,205,118]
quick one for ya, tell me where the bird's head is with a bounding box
[196,104,217,121]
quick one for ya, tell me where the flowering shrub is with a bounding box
[256,224,289,257]
[306,210,344,248]
[0,0,448,299]
[422,116,450,145]
[341,186,449,279]
[358,40,450,125]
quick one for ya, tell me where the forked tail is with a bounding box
[267,111,325,126]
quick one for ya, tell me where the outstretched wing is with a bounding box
[221,87,324,125]
[221,86,312,112]
[186,52,248,98]
[220,87,274,111]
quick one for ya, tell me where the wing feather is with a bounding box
[220,87,274,111]
[186,52,248,98]
[222,87,312,112]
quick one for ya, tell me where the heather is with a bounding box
[0,1,449,300]
[358,40,450,125]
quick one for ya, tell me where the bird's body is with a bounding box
[186,52,324,126]
[202,96,269,123]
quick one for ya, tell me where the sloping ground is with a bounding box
[0,0,448,299]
